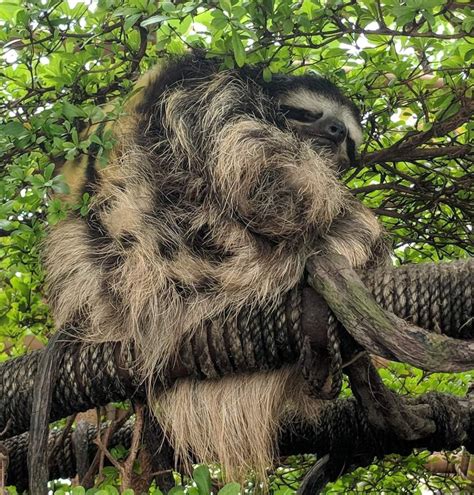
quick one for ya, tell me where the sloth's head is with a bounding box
[137,54,363,173]
[261,74,363,173]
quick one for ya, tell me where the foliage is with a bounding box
[0,0,472,492]
[266,450,474,494]
[324,450,473,494]
[43,465,241,495]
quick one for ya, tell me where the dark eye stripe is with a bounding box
[346,136,357,164]
[280,105,323,123]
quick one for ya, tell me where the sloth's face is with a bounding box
[278,88,363,173]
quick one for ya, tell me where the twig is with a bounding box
[93,403,145,490]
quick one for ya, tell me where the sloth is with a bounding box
[45,53,385,482]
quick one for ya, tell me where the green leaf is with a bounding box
[212,15,229,30]
[161,2,176,13]
[167,487,186,495]
[62,101,86,120]
[28,175,45,187]
[263,67,272,82]
[462,17,474,33]
[218,482,241,495]
[465,48,474,62]
[0,3,23,21]
[43,163,55,181]
[0,220,14,231]
[124,13,142,30]
[3,122,30,139]
[193,464,212,495]
[231,30,246,67]
[219,0,232,14]
[141,15,170,27]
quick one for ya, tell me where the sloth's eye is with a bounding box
[280,105,323,123]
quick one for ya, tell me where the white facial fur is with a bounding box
[279,88,363,146]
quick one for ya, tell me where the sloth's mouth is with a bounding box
[292,126,342,155]
[310,136,339,153]
[313,136,336,146]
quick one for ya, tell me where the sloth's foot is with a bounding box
[346,353,436,441]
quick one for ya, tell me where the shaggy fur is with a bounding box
[45,53,384,483]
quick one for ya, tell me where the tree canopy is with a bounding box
[0,0,472,493]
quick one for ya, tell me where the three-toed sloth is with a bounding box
[46,53,385,481]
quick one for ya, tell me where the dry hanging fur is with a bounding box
[45,53,386,483]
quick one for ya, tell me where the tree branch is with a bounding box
[363,144,472,166]
[306,255,474,372]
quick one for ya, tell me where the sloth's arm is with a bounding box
[321,197,387,268]
[212,118,384,267]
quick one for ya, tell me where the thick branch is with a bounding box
[0,259,471,439]
[306,255,474,372]
[3,392,473,491]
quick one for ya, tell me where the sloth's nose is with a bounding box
[322,117,347,144]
